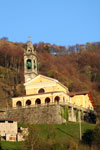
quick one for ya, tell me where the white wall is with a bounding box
[0,120,17,137]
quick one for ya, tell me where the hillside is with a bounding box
[0,40,100,107]
[1,122,96,150]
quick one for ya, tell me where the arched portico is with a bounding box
[26,100,31,106]
[54,96,60,103]
[45,97,50,104]
[35,98,41,104]
[16,101,22,107]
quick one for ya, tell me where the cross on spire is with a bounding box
[28,36,32,41]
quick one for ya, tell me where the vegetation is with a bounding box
[22,122,96,150]
[0,122,96,150]
[61,105,69,121]
[0,136,2,150]
[2,122,92,150]
[82,124,100,150]
[1,141,22,150]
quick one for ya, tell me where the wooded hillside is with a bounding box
[0,40,100,107]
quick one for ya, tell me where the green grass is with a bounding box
[1,141,22,150]
[1,122,96,150]
[36,122,95,142]
[18,123,27,128]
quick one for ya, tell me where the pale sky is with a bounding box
[0,0,100,46]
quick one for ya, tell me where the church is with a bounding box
[12,40,94,122]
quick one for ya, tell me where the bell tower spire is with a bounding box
[24,38,38,82]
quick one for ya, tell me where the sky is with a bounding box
[0,0,100,47]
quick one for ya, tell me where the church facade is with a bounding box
[12,40,94,122]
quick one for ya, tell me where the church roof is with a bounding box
[68,91,89,96]
[24,74,68,91]
[0,118,16,121]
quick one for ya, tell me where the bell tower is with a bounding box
[24,39,38,82]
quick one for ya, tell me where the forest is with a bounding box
[0,38,100,108]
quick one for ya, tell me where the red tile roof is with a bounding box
[68,91,89,96]
[0,118,16,121]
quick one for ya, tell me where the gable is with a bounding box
[24,74,68,93]
[24,75,57,87]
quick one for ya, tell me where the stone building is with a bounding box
[0,118,17,141]
[11,40,95,123]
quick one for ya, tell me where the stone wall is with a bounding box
[2,104,66,124]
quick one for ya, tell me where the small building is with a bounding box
[69,91,94,110]
[0,118,17,141]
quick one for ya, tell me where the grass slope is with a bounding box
[1,141,22,150]
[36,122,95,142]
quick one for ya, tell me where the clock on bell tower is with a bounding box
[24,39,38,83]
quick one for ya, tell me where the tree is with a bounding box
[93,124,100,150]
[82,125,100,150]
[24,125,41,150]
[82,129,93,149]
[67,141,78,150]
[0,37,8,41]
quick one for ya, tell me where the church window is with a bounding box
[28,48,32,53]
[38,88,45,94]
[54,96,60,103]
[45,97,50,103]
[26,59,32,69]
[35,99,41,104]
[16,101,22,107]
[26,100,31,106]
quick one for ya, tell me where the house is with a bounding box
[0,118,17,141]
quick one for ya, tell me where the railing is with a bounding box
[5,101,94,113]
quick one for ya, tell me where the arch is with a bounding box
[26,59,32,69]
[26,100,31,106]
[35,98,41,105]
[16,101,22,107]
[54,96,60,103]
[45,97,50,104]
[38,88,45,94]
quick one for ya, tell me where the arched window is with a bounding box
[54,96,60,103]
[38,88,45,94]
[26,59,32,69]
[28,48,32,53]
[26,100,31,106]
[35,99,41,104]
[45,97,50,103]
[16,101,22,107]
